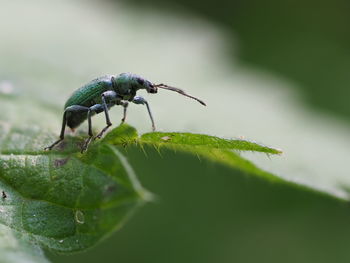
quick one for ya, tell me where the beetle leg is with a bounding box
[132,96,156,131]
[45,105,90,151]
[44,111,68,150]
[81,108,94,153]
[120,101,129,123]
[94,91,117,139]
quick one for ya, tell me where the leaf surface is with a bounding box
[0,92,283,260]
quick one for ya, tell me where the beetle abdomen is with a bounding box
[64,75,114,129]
[64,75,114,108]
[66,112,88,129]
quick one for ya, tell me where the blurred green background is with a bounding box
[1,0,350,262]
[133,0,350,120]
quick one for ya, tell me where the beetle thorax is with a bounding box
[113,73,143,100]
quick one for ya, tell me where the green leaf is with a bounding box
[140,132,282,154]
[139,132,282,181]
[0,89,283,260]
[0,141,147,251]
[0,98,151,261]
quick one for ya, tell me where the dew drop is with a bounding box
[75,210,85,224]
[59,240,64,244]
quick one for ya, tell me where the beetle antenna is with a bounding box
[154,84,206,106]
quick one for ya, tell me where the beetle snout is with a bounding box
[148,86,158,94]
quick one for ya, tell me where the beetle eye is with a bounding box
[149,86,158,93]
[137,78,144,85]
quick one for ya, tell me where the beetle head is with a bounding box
[131,74,206,106]
[136,77,158,94]
[148,83,158,94]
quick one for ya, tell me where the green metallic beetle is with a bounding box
[45,73,206,152]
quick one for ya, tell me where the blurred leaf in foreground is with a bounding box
[0,224,49,263]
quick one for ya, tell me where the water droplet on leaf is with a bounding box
[75,210,85,224]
